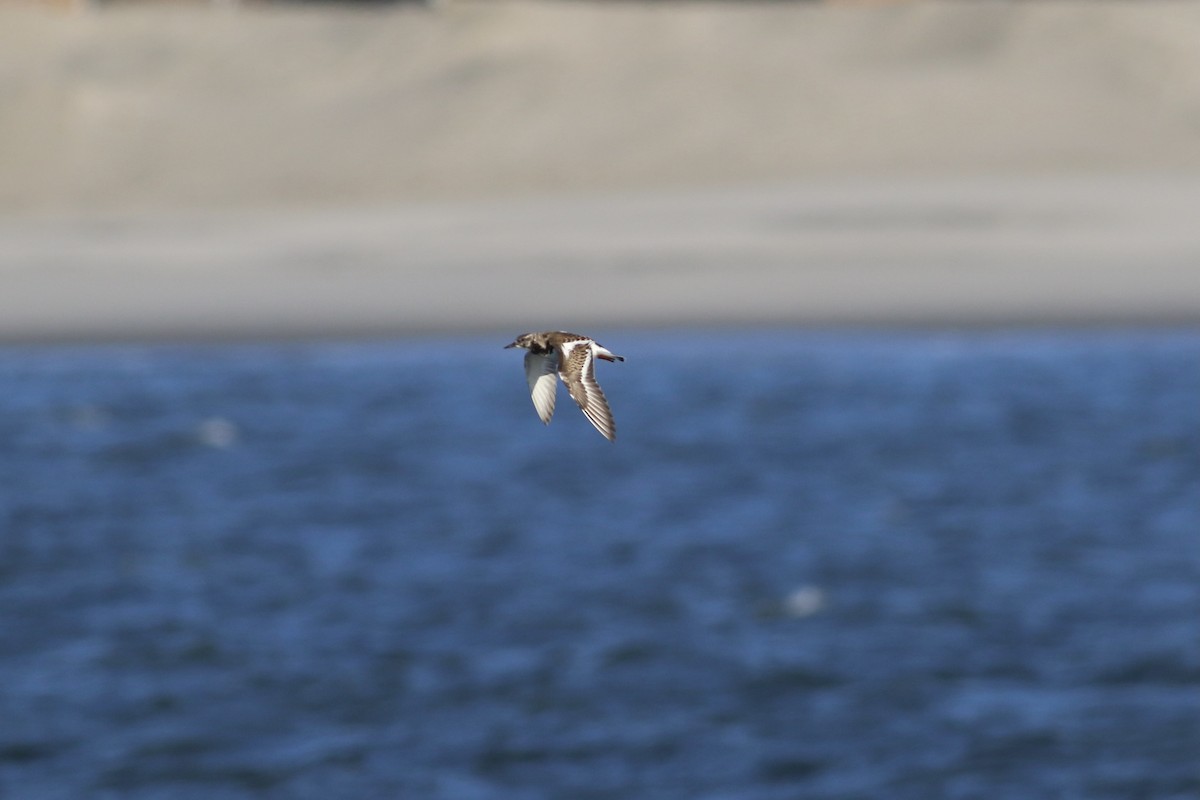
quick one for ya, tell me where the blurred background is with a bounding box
[1,1,1198,798]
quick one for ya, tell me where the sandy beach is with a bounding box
[1,0,1199,340]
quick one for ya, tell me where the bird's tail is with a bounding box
[595,346,624,362]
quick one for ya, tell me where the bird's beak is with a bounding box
[503,341,518,349]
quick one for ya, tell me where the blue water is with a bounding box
[0,331,1197,799]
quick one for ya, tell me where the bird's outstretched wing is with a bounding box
[558,341,616,441]
[524,350,558,424]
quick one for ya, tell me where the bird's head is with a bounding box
[504,333,537,350]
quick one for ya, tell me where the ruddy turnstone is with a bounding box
[504,331,625,441]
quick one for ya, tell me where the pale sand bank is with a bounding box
[3,1,1200,213]
[2,1,1200,340]
[2,174,1198,342]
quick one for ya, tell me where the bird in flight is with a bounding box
[504,331,624,441]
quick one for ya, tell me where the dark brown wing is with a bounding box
[558,340,616,441]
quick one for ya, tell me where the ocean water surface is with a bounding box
[0,330,1197,799]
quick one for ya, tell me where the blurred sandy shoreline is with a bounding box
[4,173,1199,342]
[2,1,1199,340]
